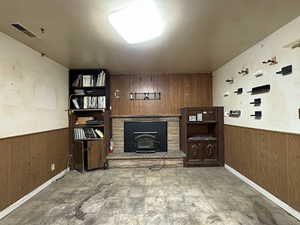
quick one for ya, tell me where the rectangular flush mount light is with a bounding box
[109,0,164,44]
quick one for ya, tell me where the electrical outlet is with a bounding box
[51,163,55,171]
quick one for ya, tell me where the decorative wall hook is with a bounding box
[224,92,230,97]
[238,68,249,75]
[250,98,261,106]
[229,110,241,117]
[234,88,243,95]
[276,65,293,76]
[283,39,300,49]
[262,56,278,65]
[248,84,270,95]
[225,78,234,84]
[291,42,300,49]
[129,92,161,100]
[253,70,263,78]
[251,111,262,119]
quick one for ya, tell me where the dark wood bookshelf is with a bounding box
[69,68,111,172]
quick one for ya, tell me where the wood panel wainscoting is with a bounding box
[0,128,69,211]
[110,73,212,115]
[224,125,300,211]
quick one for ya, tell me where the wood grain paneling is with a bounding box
[225,125,300,211]
[0,128,69,211]
[111,73,212,115]
[287,134,300,210]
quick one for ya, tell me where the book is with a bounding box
[82,75,91,87]
[95,129,104,138]
[72,98,80,109]
[72,75,82,87]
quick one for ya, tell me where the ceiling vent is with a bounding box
[11,23,37,38]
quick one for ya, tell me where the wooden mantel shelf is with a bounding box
[111,114,181,118]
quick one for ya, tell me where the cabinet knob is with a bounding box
[206,144,214,156]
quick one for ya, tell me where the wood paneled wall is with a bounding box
[225,125,300,211]
[0,128,69,211]
[111,73,212,115]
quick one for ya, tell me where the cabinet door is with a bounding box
[187,142,218,165]
[87,139,104,170]
[74,141,84,173]
[201,143,218,163]
[188,143,201,161]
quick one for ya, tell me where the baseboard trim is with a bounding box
[0,168,69,220]
[225,164,300,221]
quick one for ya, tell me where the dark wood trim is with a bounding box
[0,127,69,141]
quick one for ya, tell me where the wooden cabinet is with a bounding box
[71,111,110,172]
[73,138,107,172]
[180,107,224,167]
[86,139,105,170]
[188,142,218,165]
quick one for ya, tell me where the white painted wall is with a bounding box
[213,16,300,134]
[0,32,68,138]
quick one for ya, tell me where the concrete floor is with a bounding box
[1,167,299,225]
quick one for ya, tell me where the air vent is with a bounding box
[11,23,37,38]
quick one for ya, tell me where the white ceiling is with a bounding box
[1,0,300,73]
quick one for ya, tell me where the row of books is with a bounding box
[72,71,106,87]
[72,96,106,109]
[74,128,104,140]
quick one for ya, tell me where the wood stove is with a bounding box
[124,121,167,153]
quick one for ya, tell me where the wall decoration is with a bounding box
[129,92,161,100]
[251,111,262,119]
[253,70,264,78]
[276,65,293,75]
[196,113,203,121]
[225,78,234,84]
[262,56,278,65]
[238,68,249,75]
[223,92,230,97]
[283,39,300,49]
[248,84,270,95]
[188,115,197,122]
[234,88,243,95]
[229,110,241,117]
[250,98,261,106]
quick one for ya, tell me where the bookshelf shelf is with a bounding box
[70,109,106,112]
[72,124,104,128]
[73,86,106,89]
[187,120,217,125]
[187,136,217,142]
[74,138,104,141]
[69,68,111,172]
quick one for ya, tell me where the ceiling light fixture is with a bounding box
[109,0,164,44]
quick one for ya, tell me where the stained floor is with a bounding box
[1,167,299,225]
